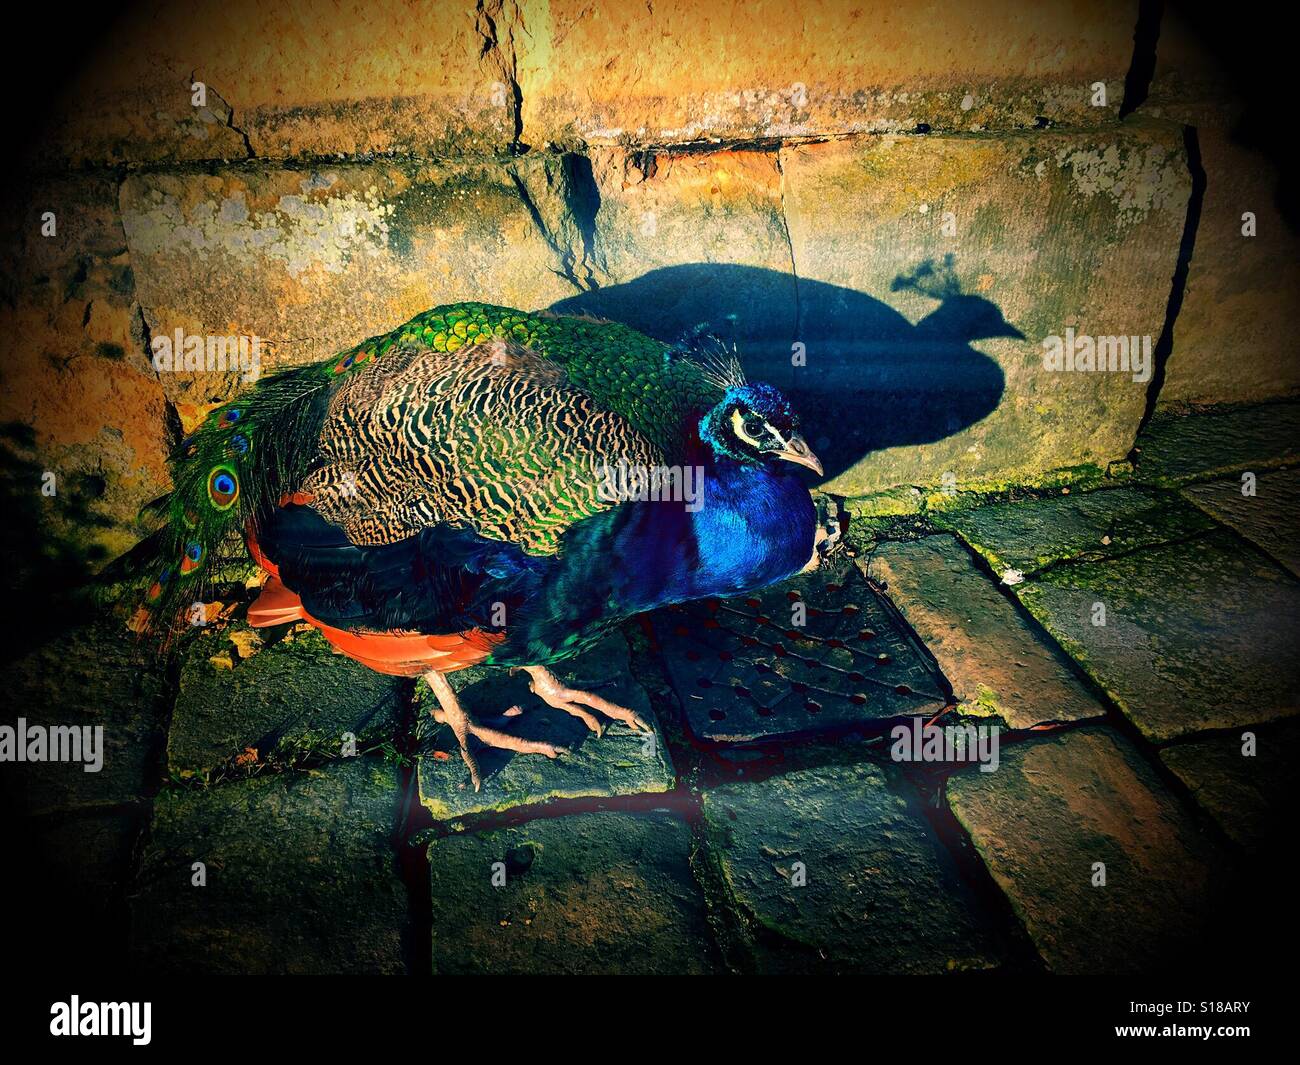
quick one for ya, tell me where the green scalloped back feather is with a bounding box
[385,303,719,459]
[139,302,720,634]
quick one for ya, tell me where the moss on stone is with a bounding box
[169,622,407,778]
[427,811,717,974]
[701,762,1006,973]
[1015,530,1300,742]
[931,485,1215,576]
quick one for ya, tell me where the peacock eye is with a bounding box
[730,407,767,446]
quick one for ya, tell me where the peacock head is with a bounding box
[699,383,823,476]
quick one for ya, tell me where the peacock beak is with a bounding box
[776,434,823,476]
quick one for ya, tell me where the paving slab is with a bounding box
[3,617,169,815]
[1181,467,1300,577]
[169,623,407,776]
[701,762,1005,973]
[930,486,1215,579]
[1015,530,1300,742]
[867,536,1105,728]
[427,810,716,975]
[655,556,947,744]
[416,633,673,821]
[948,726,1227,973]
[130,757,409,975]
[1134,401,1300,486]
[1158,719,1299,855]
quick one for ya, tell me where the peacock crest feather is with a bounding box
[664,322,748,393]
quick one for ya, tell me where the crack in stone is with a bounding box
[507,151,605,292]
[507,163,586,292]
[476,0,526,153]
[1119,0,1164,119]
[189,71,255,159]
[1129,123,1206,457]
[561,152,604,287]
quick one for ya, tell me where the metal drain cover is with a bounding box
[654,556,948,743]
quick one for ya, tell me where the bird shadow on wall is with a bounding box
[548,256,1018,484]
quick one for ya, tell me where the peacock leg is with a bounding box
[519,665,652,737]
[423,670,570,792]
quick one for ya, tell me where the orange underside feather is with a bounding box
[245,527,499,676]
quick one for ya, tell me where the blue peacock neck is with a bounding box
[587,423,818,623]
[686,449,817,598]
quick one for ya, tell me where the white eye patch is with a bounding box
[731,409,787,448]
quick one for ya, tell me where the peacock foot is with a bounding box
[424,669,570,792]
[518,664,653,738]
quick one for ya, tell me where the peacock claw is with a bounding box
[521,665,653,736]
[424,670,569,792]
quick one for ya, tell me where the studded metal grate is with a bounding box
[654,556,948,743]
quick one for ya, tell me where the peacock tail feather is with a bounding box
[130,359,332,635]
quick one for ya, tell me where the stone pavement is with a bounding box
[11,403,1294,974]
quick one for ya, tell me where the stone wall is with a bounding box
[2,0,1295,566]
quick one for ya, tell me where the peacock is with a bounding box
[130,303,824,789]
